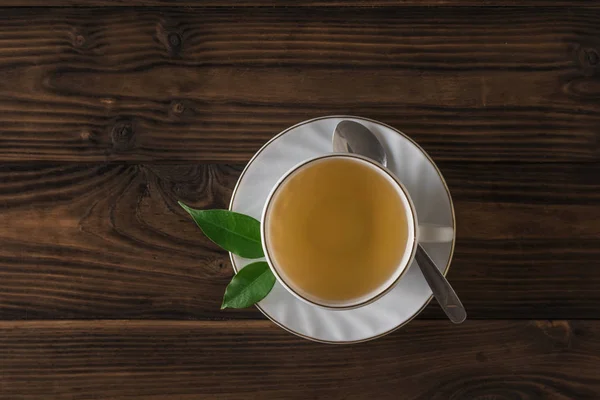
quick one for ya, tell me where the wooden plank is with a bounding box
[0,7,599,162]
[0,320,599,399]
[0,163,248,320]
[0,162,599,320]
[0,1,597,7]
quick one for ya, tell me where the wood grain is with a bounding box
[1,0,598,6]
[1,2,599,399]
[1,162,599,320]
[0,7,599,162]
[0,163,247,320]
[0,320,599,399]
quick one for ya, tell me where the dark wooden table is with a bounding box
[1,1,600,399]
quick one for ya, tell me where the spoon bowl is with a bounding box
[333,120,388,167]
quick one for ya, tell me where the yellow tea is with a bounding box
[265,157,410,306]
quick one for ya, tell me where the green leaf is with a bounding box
[221,261,276,309]
[179,202,264,259]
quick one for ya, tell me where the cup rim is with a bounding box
[260,153,419,311]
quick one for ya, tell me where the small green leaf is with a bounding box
[221,261,276,309]
[179,202,264,259]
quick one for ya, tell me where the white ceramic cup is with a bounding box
[261,154,453,310]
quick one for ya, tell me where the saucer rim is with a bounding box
[228,115,456,344]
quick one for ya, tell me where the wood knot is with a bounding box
[74,35,86,48]
[206,258,233,277]
[70,28,90,50]
[111,119,135,151]
[156,20,183,56]
[168,32,182,49]
[171,101,185,115]
[80,129,99,144]
[165,31,183,55]
[576,45,600,76]
[169,100,194,119]
[585,49,599,66]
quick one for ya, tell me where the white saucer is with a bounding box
[229,116,455,343]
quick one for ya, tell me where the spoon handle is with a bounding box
[415,245,467,324]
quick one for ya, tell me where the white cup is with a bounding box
[261,154,453,310]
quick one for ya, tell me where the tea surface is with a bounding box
[266,157,410,306]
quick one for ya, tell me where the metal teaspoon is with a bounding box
[333,120,466,324]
